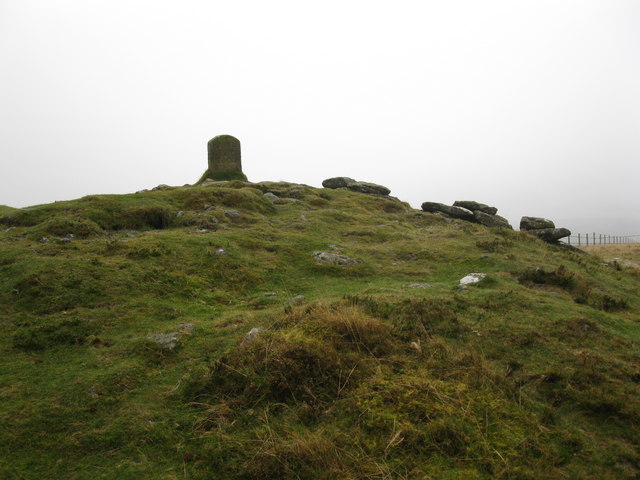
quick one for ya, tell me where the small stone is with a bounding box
[203,204,216,211]
[195,229,209,233]
[263,292,277,297]
[39,237,49,243]
[177,323,195,334]
[312,251,359,266]
[223,209,241,219]
[176,211,185,217]
[242,327,264,344]
[263,192,279,203]
[290,295,305,304]
[146,332,182,350]
[459,273,487,286]
[214,247,226,256]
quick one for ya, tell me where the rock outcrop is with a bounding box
[453,201,498,216]
[421,200,511,229]
[322,177,390,196]
[520,216,555,230]
[520,216,571,243]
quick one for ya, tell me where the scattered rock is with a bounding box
[214,247,226,256]
[176,211,185,217]
[194,229,209,233]
[177,323,195,334]
[203,204,216,211]
[223,209,241,219]
[327,244,343,251]
[322,177,357,188]
[263,292,277,297]
[242,327,264,344]
[152,184,172,191]
[453,201,498,215]
[473,211,512,229]
[520,216,555,230]
[460,273,487,286]
[290,295,306,304]
[527,227,571,243]
[405,283,434,289]
[39,237,49,243]
[146,332,181,350]
[312,251,359,266]
[606,258,640,270]
[263,192,279,203]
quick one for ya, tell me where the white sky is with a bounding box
[1,0,639,235]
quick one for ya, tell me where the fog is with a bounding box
[1,1,638,235]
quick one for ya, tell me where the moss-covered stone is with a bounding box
[208,135,241,174]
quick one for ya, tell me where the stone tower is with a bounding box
[199,134,247,182]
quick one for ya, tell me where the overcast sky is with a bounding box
[1,0,638,235]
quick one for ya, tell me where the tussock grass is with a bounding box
[0,182,639,479]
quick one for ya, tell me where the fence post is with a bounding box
[586,233,589,246]
[599,234,602,244]
[593,232,595,245]
[578,233,581,246]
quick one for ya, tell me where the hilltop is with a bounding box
[0,180,639,479]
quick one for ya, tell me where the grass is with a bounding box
[581,243,640,264]
[0,181,639,479]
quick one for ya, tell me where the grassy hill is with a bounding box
[0,180,639,479]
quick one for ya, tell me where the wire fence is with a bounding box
[565,233,640,246]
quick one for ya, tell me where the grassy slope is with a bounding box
[0,181,639,479]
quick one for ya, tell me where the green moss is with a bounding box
[0,182,639,479]
[197,169,248,183]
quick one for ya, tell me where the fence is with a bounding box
[565,233,640,246]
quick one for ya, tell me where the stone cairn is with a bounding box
[420,201,571,243]
[199,134,247,183]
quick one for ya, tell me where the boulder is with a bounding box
[322,177,356,189]
[312,251,359,266]
[473,211,512,229]
[520,216,555,230]
[421,202,474,221]
[322,177,390,195]
[346,181,390,196]
[527,227,571,243]
[453,201,498,215]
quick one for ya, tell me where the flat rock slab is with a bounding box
[322,177,390,195]
[473,211,512,229]
[312,251,359,266]
[520,216,555,230]
[453,201,498,215]
[421,202,474,221]
[460,273,487,286]
[527,227,571,242]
